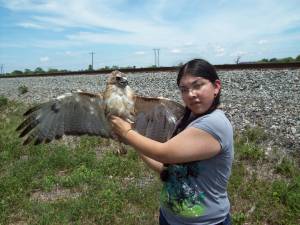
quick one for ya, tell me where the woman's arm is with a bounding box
[138,153,164,173]
[110,116,221,164]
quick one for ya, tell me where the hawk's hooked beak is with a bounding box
[117,77,128,88]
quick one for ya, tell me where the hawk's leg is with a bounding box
[115,142,128,155]
[102,138,128,155]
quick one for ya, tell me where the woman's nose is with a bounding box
[187,89,197,98]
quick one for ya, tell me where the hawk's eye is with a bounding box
[116,76,121,81]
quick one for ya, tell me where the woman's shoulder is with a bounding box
[188,109,233,149]
[188,110,232,134]
[190,109,231,128]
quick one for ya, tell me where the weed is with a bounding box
[236,143,265,161]
[18,84,28,95]
[276,157,298,177]
[236,126,268,145]
[231,212,246,225]
[0,95,8,107]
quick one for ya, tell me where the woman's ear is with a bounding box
[214,79,221,95]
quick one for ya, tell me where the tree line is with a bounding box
[257,54,300,63]
[2,65,137,76]
[2,54,300,76]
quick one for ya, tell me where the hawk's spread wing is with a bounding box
[134,96,185,142]
[16,91,111,145]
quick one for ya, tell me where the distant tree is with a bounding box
[259,58,269,63]
[88,64,93,71]
[24,69,32,74]
[48,68,59,73]
[11,70,23,75]
[34,67,44,74]
[258,55,300,63]
[111,65,119,69]
[280,57,294,63]
[123,65,135,69]
[235,56,241,64]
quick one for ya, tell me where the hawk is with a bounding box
[16,70,185,146]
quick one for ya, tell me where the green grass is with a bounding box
[0,96,299,225]
[230,127,300,225]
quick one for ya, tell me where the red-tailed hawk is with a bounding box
[16,70,184,145]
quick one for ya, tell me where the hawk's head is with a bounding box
[107,70,128,88]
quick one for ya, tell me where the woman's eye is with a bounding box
[179,87,188,93]
[193,83,202,90]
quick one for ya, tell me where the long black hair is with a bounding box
[172,58,221,136]
[160,59,221,181]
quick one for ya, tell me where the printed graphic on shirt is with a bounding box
[160,162,206,217]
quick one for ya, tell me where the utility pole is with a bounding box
[89,52,95,70]
[157,49,160,67]
[0,64,3,75]
[153,48,160,67]
[153,49,157,67]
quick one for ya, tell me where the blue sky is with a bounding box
[0,0,299,73]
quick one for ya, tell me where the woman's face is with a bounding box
[179,74,221,116]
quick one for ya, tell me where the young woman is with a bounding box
[110,59,234,225]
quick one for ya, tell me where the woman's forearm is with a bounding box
[109,116,171,163]
[138,153,164,173]
[125,130,168,163]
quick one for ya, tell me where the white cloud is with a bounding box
[64,51,82,56]
[40,56,49,62]
[1,0,300,69]
[170,48,181,54]
[258,39,268,45]
[135,51,146,55]
[183,42,194,47]
[214,46,225,56]
[4,1,300,49]
[17,22,44,29]
[230,51,248,57]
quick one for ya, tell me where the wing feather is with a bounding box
[17,92,111,145]
[134,96,184,142]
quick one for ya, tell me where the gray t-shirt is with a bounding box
[160,109,234,225]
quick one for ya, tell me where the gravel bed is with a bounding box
[0,69,299,154]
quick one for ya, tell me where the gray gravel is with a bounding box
[0,69,299,153]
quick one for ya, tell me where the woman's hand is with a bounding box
[110,116,133,139]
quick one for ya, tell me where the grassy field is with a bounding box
[0,96,299,225]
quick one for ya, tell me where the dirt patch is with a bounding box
[30,187,81,202]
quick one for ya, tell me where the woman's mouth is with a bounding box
[190,101,201,106]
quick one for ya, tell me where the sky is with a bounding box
[0,0,299,73]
